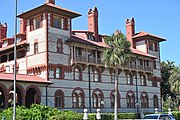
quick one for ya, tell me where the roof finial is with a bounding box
[45,0,55,4]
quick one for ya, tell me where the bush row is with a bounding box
[0,104,179,120]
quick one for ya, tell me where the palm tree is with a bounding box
[102,30,131,120]
[169,66,180,110]
[169,66,180,94]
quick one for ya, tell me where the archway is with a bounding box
[9,88,23,107]
[25,85,41,108]
[25,88,37,107]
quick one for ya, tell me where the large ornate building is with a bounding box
[0,0,165,113]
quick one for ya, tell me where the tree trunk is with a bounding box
[114,67,118,120]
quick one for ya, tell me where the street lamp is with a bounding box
[13,0,18,119]
[135,72,139,118]
[88,52,93,113]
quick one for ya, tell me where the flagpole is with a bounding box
[13,0,17,119]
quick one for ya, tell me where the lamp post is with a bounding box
[88,52,93,113]
[13,0,18,119]
[135,72,139,118]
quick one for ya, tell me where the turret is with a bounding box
[126,18,135,48]
[88,7,99,41]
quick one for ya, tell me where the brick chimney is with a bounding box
[20,19,27,33]
[0,22,7,39]
[88,7,99,41]
[45,0,55,4]
[126,18,135,48]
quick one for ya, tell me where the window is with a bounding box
[31,15,41,30]
[34,42,38,54]
[55,67,61,78]
[94,69,101,82]
[87,33,94,41]
[110,90,120,108]
[141,92,149,108]
[6,65,10,73]
[94,70,98,81]
[153,95,158,108]
[2,40,8,47]
[149,41,158,51]
[126,91,135,108]
[111,94,115,108]
[57,42,61,53]
[57,39,63,53]
[53,15,67,30]
[72,88,85,108]
[54,90,64,108]
[126,72,133,85]
[153,60,156,69]
[92,89,104,108]
[152,80,157,87]
[74,68,80,80]
[111,72,115,83]
[140,74,146,86]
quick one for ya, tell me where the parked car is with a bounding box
[142,114,176,120]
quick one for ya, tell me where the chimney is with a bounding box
[45,0,55,4]
[20,19,27,33]
[88,7,99,41]
[0,22,7,39]
[126,18,135,48]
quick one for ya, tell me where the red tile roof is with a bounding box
[67,33,156,58]
[0,73,52,84]
[0,40,27,51]
[132,31,166,41]
[67,34,107,48]
[18,3,81,19]
[131,48,156,58]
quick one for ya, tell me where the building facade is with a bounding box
[0,0,165,113]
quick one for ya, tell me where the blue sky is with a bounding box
[0,0,180,65]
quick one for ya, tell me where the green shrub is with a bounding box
[118,113,137,119]
[172,111,180,120]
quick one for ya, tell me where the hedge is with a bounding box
[0,104,180,120]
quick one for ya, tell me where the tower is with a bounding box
[88,7,99,41]
[126,18,135,48]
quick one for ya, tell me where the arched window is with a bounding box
[140,74,146,86]
[126,72,133,85]
[126,91,135,108]
[74,68,80,80]
[72,88,85,108]
[92,89,104,108]
[110,90,120,108]
[72,93,78,108]
[54,89,64,108]
[111,94,115,108]
[54,65,64,79]
[94,70,99,82]
[56,67,61,78]
[141,92,149,108]
[153,95,158,108]
[111,72,115,83]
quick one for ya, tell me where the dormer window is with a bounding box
[2,40,8,47]
[149,41,157,51]
[87,33,94,41]
[31,15,42,30]
[17,37,21,43]
[52,15,67,30]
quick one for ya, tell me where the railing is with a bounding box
[75,55,86,62]
[74,55,152,72]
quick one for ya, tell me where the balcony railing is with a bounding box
[74,55,152,72]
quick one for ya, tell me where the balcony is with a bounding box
[73,55,103,65]
[72,55,152,72]
[70,46,153,72]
